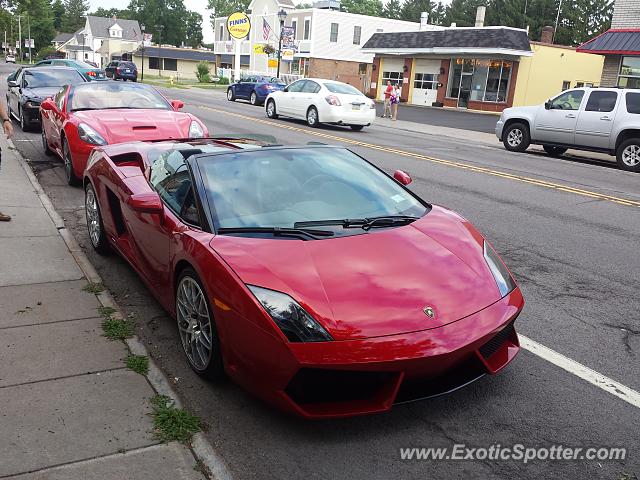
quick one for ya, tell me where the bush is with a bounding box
[195,61,211,83]
[35,46,58,62]
[215,76,230,85]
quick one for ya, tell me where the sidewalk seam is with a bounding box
[9,137,233,480]
[0,366,128,390]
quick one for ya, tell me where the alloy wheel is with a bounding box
[176,276,213,371]
[227,89,234,101]
[622,144,640,167]
[307,107,318,126]
[267,101,276,117]
[250,92,257,105]
[507,128,523,148]
[63,141,73,181]
[85,186,101,248]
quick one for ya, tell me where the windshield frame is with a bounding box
[191,145,431,239]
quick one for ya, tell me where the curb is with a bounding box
[10,137,233,480]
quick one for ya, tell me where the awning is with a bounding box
[577,29,640,55]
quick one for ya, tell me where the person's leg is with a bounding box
[392,103,398,120]
[383,98,390,118]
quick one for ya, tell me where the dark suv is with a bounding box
[105,61,138,81]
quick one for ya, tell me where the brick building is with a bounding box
[577,0,640,88]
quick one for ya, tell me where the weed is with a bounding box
[149,395,201,443]
[98,306,117,317]
[83,282,105,294]
[102,317,134,340]
[125,355,149,375]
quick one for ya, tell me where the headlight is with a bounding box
[483,241,516,298]
[77,123,107,145]
[188,121,205,138]
[248,285,333,343]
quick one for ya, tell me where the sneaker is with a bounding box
[0,212,11,222]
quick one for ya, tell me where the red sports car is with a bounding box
[40,82,208,186]
[83,139,524,418]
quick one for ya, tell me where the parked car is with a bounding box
[5,54,15,63]
[6,66,86,131]
[40,81,208,185]
[105,60,138,81]
[33,58,107,81]
[227,75,286,105]
[82,139,524,418]
[497,87,640,172]
[265,78,376,130]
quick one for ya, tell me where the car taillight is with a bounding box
[265,85,275,90]
[87,71,96,77]
[325,95,341,106]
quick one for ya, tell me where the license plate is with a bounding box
[124,69,130,73]
[352,104,360,111]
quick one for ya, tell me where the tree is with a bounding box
[184,10,203,48]
[52,0,64,30]
[296,2,312,8]
[444,0,486,26]
[13,0,55,54]
[206,0,249,18]
[382,0,402,19]
[61,0,89,33]
[340,0,383,17]
[127,0,189,46]
[400,0,446,24]
[91,7,132,19]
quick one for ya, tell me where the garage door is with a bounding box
[379,58,405,101]
[411,60,440,106]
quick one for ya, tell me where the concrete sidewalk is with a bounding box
[0,136,207,478]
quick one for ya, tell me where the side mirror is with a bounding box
[170,100,184,110]
[393,170,412,186]
[283,86,288,92]
[40,99,55,111]
[126,192,164,214]
[7,80,18,88]
[544,100,551,110]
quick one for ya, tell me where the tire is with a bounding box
[227,88,235,101]
[62,137,81,186]
[616,138,640,173]
[543,145,568,157]
[250,91,258,106]
[350,125,364,131]
[175,268,224,379]
[19,105,30,132]
[503,122,530,152]
[84,183,110,254]
[306,106,319,128]
[41,122,54,156]
[266,99,278,119]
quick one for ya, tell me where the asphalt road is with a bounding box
[2,63,639,479]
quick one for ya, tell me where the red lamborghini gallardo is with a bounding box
[83,138,524,418]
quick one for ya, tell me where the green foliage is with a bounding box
[296,2,312,8]
[125,354,149,375]
[401,0,447,24]
[215,76,229,85]
[126,0,201,47]
[195,61,211,82]
[83,281,104,294]
[383,0,402,19]
[340,0,383,16]
[91,7,132,19]
[35,46,57,61]
[184,10,203,48]
[206,0,250,18]
[150,395,201,443]
[12,0,55,53]
[102,317,134,340]
[61,0,88,33]
[52,0,64,30]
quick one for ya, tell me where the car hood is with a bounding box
[210,206,502,340]
[73,109,197,142]
[23,87,61,100]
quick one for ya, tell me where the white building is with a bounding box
[212,0,421,90]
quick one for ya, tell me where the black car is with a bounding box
[6,66,86,131]
[105,60,138,81]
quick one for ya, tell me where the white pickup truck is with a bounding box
[496,87,640,172]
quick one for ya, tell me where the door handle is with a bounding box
[565,114,576,118]
[600,116,612,121]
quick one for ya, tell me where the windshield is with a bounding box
[199,147,428,233]
[69,83,171,111]
[73,60,99,69]
[324,82,363,95]
[23,69,83,88]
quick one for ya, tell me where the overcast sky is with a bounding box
[87,0,216,43]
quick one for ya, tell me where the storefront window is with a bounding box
[447,58,512,103]
[382,71,403,84]
[618,56,640,89]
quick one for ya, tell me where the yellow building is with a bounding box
[132,46,217,81]
[513,42,604,106]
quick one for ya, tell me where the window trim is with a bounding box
[291,19,297,40]
[617,55,640,88]
[584,90,618,113]
[353,25,362,45]
[329,22,339,43]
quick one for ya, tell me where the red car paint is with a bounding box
[84,140,524,418]
[40,84,208,181]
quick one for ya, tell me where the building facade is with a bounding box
[577,0,640,88]
[132,46,216,80]
[364,26,603,112]
[211,0,420,90]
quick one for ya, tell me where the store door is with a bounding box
[458,74,473,108]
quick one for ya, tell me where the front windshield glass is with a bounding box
[73,60,98,69]
[199,147,428,232]
[23,69,83,88]
[324,82,363,95]
[69,83,171,111]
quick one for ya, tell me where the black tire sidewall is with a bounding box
[266,100,277,118]
[307,107,319,127]
[63,138,81,186]
[84,183,110,254]
[503,122,530,152]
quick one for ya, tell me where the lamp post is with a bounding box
[276,9,287,79]
[82,33,87,63]
[141,24,145,81]
[155,24,164,77]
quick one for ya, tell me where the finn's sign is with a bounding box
[227,12,251,40]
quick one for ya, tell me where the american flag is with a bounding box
[263,18,272,41]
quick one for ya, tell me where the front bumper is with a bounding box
[23,103,42,124]
[229,288,523,418]
[495,120,504,141]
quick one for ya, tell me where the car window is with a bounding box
[626,93,640,114]
[324,82,363,95]
[550,90,584,110]
[302,81,320,93]
[585,91,618,112]
[287,80,306,93]
[149,150,200,225]
[37,60,52,66]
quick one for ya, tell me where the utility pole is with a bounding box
[155,25,164,77]
[141,24,145,81]
[27,15,32,64]
[17,15,21,62]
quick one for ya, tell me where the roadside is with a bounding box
[0,133,226,478]
[140,74,228,91]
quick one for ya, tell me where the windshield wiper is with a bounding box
[217,226,334,240]
[294,215,420,231]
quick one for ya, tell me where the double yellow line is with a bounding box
[199,106,640,209]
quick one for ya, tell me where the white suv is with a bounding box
[496,88,640,172]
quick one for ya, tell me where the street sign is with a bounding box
[143,33,153,47]
[227,12,251,40]
[281,49,294,61]
[254,43,266,54]
[24,38,34,48]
